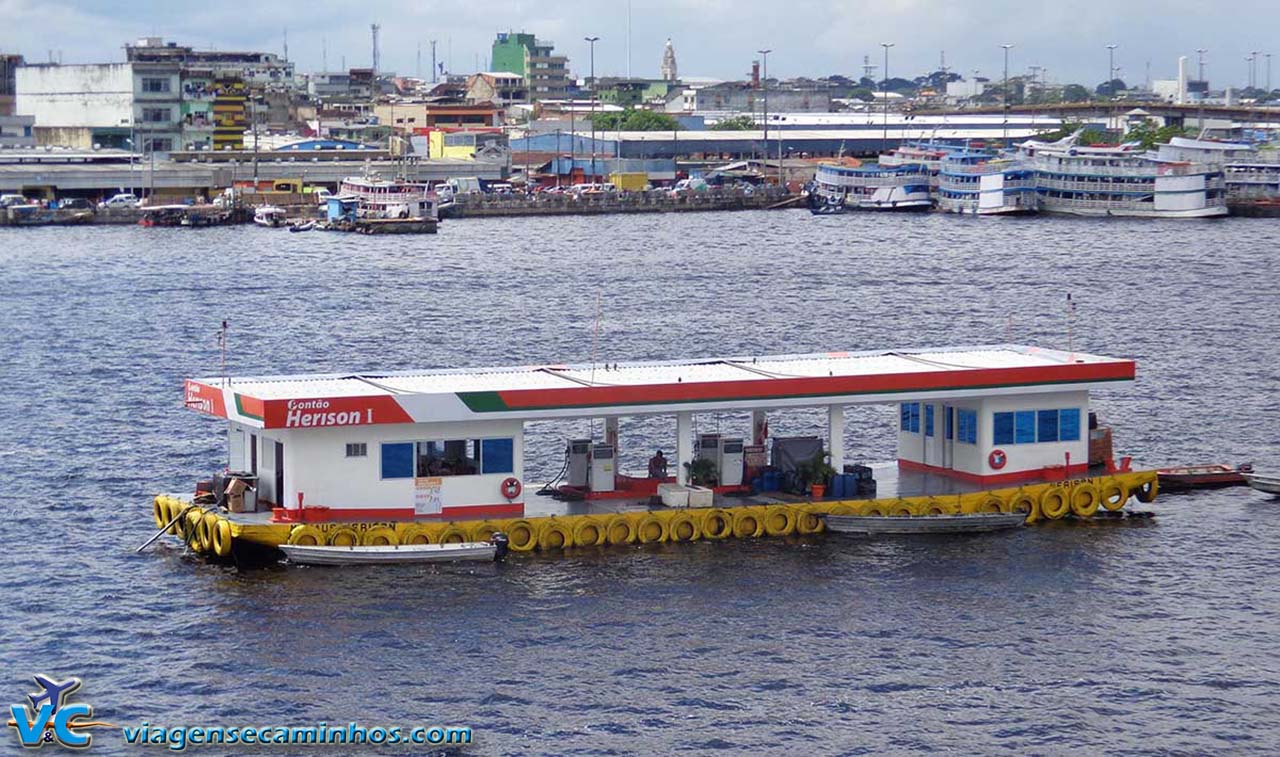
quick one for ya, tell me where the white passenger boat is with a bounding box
[1242,472,1280,495]
[1017,134,1227,218]
[813,162,932,211]
[337,176,440,222]
[1156,136,1280,214]
[280,540,497,565]
[253,205,287,227]
[937,152,1038,216]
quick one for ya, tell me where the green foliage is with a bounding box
[1123,120,1191,149]
[849,87,876,102]
[591,108,681,131]
[683,457,718,486]
[1062,84,1093,103]
[796,452,837,487]
[715,115,757,130]
[1035,121,1113,145]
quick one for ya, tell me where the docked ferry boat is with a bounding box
[157,344,1159,562]
[337,176,440,221]
[1018,135,1227,218]
[1156,136,1280,215]
[937,152,1038,216]
[812,162,933,211]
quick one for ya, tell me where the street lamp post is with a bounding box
[880,42,894,150]
[1196,48,1207,83]
[1106,44,1118,96]
[584,36,599,182]
[757,48,770,174]
[1001,44,1014,142]
[1267,53,1273,93]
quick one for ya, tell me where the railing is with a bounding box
[1027,157,1217,178]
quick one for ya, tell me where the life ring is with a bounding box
[1039,487,1070,520]
[763,506,797,537]
[212,518,233,558]
[989,449,1008,470]
[1069,482,1101,518]
[699,509,733,540]
[501,477,523,500]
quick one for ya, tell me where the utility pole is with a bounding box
[1106,43,1118,95]
[1002,43,1014,141]
[757,49,770,174]
[585,36,599,182]
[1250,51,1260,89]
[880,42,893,150]
[371,24,381,78]
[431,40,438,83]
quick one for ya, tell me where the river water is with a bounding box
[1,211,1278,754]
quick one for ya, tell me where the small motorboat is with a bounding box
[1242,472,1280,496]
[253,205,288,228]
[1156,463,1252,491]
[288,220,317,233]
[280,539,500,566]
[824,511,1026,535]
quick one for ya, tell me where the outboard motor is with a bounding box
[489,532,510,562]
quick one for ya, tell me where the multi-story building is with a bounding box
[125,37,294,89]
[1,53,23,116]
[664,81,832,114]
[490,32,570,101]
[466,72,528,107]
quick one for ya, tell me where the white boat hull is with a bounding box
[1243,473,1280,495]
[280,541,496,565]
[1038,205,1229,219]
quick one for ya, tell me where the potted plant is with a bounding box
[683,458,718,487]
[798,452,837,499]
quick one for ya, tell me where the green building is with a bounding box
[490,32,570,101]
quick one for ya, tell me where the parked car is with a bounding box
[0,193,31,208]
[98,193,141,210]
[58,198,94,211]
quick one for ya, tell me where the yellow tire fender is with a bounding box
[184,508,205,551]
[167,499,184,535]
[361,526,398,546]
[1008,490,1040,525]
[604,515,637,545]
[921,498,960,516]
[699,509,733,540]
[763,506,797,537]
[977,494,1004,513]
[212,518,233,558]
[636,514,668,544]
[795,507,825,534]
[1100,480,1130,511]
[887,499,917,517]
[827,503,857,516]
[467,521,505,544]
[1039,487,1070,520]
[399,525,438,545]
[856,501,889,517]
[538,519,573,550]
[570,517,607,547]
[1070,482,1101,518]
[437,525,469,545]
[505,520,538,551]
[667,512,701,542]
[1134,475,1159,503]
[731,509,763,539]
[153,496,166,529]
[326,526,360,547]
[288,524,325,546]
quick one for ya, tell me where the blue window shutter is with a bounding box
[1037,409,1059,443]
[925,405,935,437]
[945,408,953,440]
[993,412,1014,445]
[481,438,515,474]
[900,403,911,431]
[381,442,414,479]
[910,403,921,433]
[1015,411,1036,444]
[1059,409,1081,441]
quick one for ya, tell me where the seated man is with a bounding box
[648,450,669,479]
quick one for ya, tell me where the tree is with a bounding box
[848,87,876,102]
[1123,120,1190,149]
[590,108,680,131]
[716,113,752,128]
[1062,84,1092,102]
[1095,78,1127,97]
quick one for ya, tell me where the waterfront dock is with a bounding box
[441,185,794,218]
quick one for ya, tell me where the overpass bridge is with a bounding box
[911,102,1280,129]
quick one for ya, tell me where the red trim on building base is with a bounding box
[270,502,526,523]
[897,458,1090,486]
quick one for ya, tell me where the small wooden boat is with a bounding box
[288,220,317,233]
[824,512,1026,535]
[1156,463,1252,491]
[1243,472,1280,496]
[280,540,496,565]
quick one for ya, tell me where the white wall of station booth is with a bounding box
[227,419,525,511]
[896,390,1089,477]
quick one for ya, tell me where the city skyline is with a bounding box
[2,0,1278,89]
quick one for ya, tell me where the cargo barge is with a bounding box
[153,344,1159,561]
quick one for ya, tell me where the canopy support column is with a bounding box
[604,417,618,449]
[676,411,694,485]
[828,404,845,469]
[752,409,769,445]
